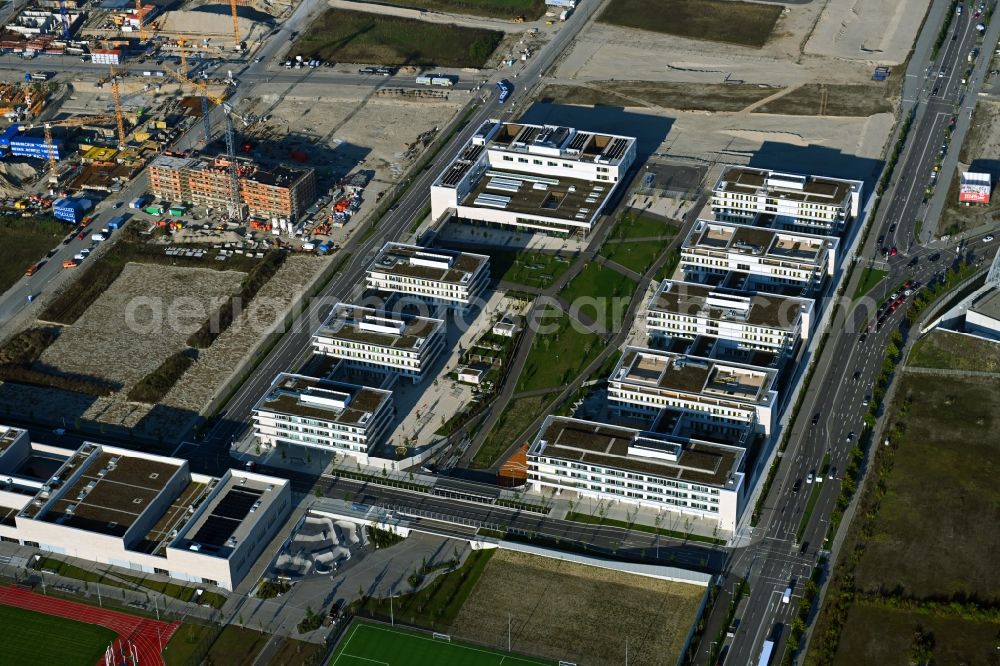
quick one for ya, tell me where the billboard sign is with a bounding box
[960,171,991,204]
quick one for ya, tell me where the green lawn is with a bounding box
[608,212,678,241]
[330,620,554,666]
[376,0,545,19]
[796,480,827,542]
[559,262,637,331]
[599,241,668,275]
[516,309,606,392]
[474,391,558,468]
[852,267,887,301]
[0,604,116,665]
[292,9,504,67]
[598,0,783,48]
[164,623,218,666]
[206,625,269,665]
[654,248,682,282]
[0,215,66,296]
[475,247,573,289]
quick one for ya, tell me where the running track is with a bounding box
[0,585,180,666]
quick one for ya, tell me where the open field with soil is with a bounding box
[938,100,1000,237]
[0,216,65,295]
[540,82,775,113]
[377,0,544,20]
[808,336,1000,665]
[908,329,1000,372]
[451,549,704,666]
[39,263,243,388]
[754,84,895,117]
[0,604,116,665]
[832,603,1000,665]
[291,9,503,67]
[598,0,782,48]
[251,82,461,207]
[852,373,1000,601]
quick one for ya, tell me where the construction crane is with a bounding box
[19,115,117,183]
[230,0,240,49]
[108,66,128,150]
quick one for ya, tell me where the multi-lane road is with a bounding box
[701,3,1000,664]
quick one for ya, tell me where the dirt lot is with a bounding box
[451,549,704,666]
[938,100,1000,236]
[554,0,920,89]
[852,373,1000,602]
[247,83,462,214]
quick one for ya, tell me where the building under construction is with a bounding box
[147,154,317,221]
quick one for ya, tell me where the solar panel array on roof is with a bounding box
[603,138,629,161]
[567,132,589,151]
[190,487,262,549]
[440,144,485,187]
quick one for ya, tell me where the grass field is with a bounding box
[852,374,1000,601]
[472,247,573,288]
[755,84,895,117]
[450,549,703,666]
[852,267,887,301]
[0,215,65,296]
[599,213,679,273]
[473,391,558,468]
[559,262,636,331]
[292,9,503,67]
[598,0,783,48]
[540,82,773,113]
[832,603,1000,665]
[331,621,554,665]
[0,603,116,665]
[516,308,606,392]
[908,329,1000,372]
[377,0,545,19]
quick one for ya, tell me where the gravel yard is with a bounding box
[450,549,704,666]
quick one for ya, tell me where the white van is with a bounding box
[782,587,792,604]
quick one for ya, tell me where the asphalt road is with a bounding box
[701,4,1000,664]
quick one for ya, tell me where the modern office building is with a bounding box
[680,219,838,295]
[252,373,394,461]
[365,243,490,310]
[526,416,747,531]
[646,280,814,354]
[148,154,317,221]
[710,166,863,234]
[607,347,779,435]
[312,303,446,383]
[0,426,290,591]
[431,119,636,235]
[965,288,1000,339]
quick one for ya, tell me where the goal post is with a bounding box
[432,632,451,642]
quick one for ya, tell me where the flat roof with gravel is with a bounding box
[714,166,858,207]
[650,280,809,330]
[254,372,392,426]
[529,416,742,487]
[368,242,489,286]
[685,219,836,264]
[317,303,444,352]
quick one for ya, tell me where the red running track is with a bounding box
[0,584,180,666]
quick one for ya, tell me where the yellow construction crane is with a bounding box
[108,66,128,150]
[19,115,117,182]
[230,0,241,48]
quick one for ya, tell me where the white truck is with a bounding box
[559,9,571,20]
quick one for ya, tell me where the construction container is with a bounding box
[145,205,164,215]
[168,206,185,217]
[53,197,94,224]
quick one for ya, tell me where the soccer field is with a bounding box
[0,603,116,665]
[329,621,557,666]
